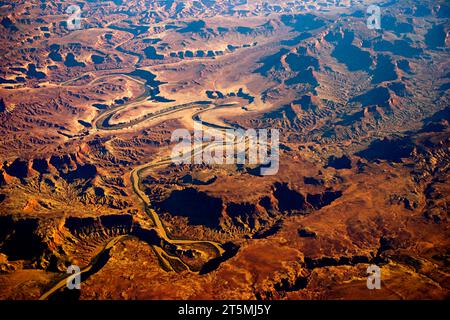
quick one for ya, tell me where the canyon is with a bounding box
[0,0,448,300]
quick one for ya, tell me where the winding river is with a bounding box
[38,22,256,298]
[38,67,241,299]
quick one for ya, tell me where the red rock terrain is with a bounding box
[0,0,448,300]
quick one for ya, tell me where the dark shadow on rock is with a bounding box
[199,242,240,275]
